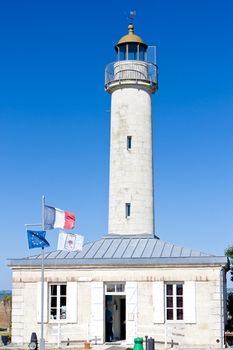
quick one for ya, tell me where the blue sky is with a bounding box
[0,0,232,289]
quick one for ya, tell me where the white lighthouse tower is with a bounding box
[105,23,158,236]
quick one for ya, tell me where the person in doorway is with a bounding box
[106,305,113,341]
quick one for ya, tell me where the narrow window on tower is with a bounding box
[125,203,131,218]
[127,136,132,150]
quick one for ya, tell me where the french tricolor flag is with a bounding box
[44,205,76,230]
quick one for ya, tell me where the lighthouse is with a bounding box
[105,23,158,236]
[9,22,229,349]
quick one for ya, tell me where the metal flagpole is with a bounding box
[40,195,45,350]
[25,224,42,227]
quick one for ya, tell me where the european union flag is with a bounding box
[27,230,50,249]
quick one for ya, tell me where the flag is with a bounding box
[57,231,84,252]
[44,205,76,230]
[27,230,50,249]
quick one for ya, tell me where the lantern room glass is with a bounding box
[128,43,137,60]
[119,44,126,60]
[117,44,147,61]
[139,46,146,61]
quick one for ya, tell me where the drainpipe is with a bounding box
[220,267,225,348]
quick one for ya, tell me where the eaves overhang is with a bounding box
[7,256,229,269]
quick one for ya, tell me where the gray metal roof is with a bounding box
[7,235,229,267]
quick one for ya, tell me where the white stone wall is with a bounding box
[137,278,224,349]
[11,281,25,345]
[11,273,92,346]
[10,265,226,349]
[108,86,154,234]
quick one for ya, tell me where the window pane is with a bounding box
[60,285,66,295]
[107,284,115,292]
[50,285,57,296]
[139,46,146,60]
[128,44,137,60]
[60,297,66,307]
[177,297,183,307]
[116,284,125,292]
[177,309,183,320]
[176,284,183,295]
[166,297,173,307]
[120,45,126,60]
[51,297,57,307]
[167,309,173,320]
[60,306,66,319]
[166,284,173,295]
[50,308,57,320]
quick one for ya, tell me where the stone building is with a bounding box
[8,24,228,349]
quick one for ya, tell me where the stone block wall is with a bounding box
[10,264,226,348]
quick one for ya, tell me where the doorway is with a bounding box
[105,295,126,342]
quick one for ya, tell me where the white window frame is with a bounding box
[165,283,184,322]
[49,283,67,322]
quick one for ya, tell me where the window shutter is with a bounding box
[126,282,138,344]
[66,282,78,323]
[184,281,196,323]
[37,282,48,323]
[90,282,104,344]
[153,281,165,324]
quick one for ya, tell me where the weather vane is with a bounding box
[128,10,136,23]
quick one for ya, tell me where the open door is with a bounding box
[105,295,126,342]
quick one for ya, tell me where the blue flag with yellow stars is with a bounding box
[27,230,50,249]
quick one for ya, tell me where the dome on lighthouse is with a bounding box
[114,24,148,61]
[115,23,148,50]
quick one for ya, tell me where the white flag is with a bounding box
[57,231,84,252]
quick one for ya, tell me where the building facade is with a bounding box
[8,24,229,349]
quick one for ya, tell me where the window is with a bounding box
[139,46,146,61]
[49,284,67,320]
[166,283,183,321]
[125,203,131,218]
[105,283,125,294]
[128,44,138,60]
[119,44,126,60]
[127,136,132,150]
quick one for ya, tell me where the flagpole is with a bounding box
[40,195,45,350]
[42,195,45,229]
[25,224,42,227]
